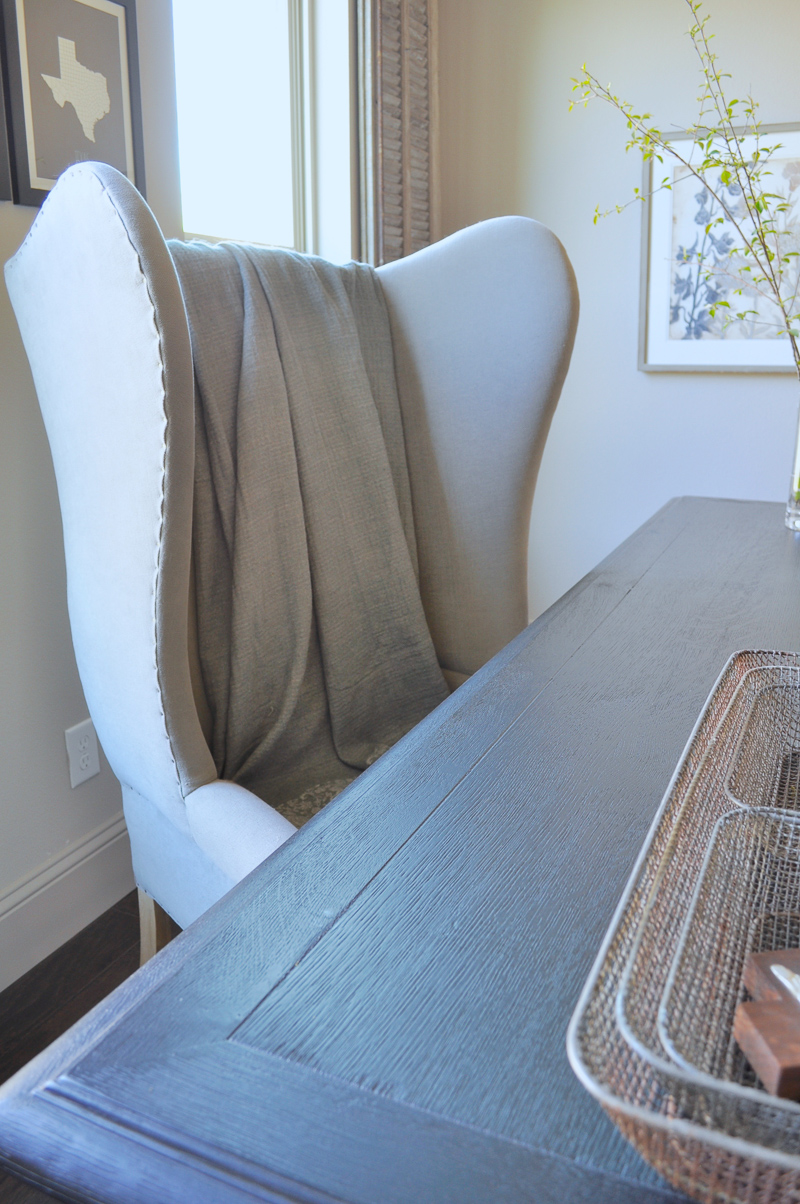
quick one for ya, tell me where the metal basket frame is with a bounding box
[658,807,800,1089]
[724,685,800,810]
[567,650,800,1204]
[612,666,800,1152]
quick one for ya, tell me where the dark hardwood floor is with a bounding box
[0,891,140,1202]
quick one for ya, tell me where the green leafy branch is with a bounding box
[570,0,800,375]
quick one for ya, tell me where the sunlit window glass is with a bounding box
[172,0,295,247]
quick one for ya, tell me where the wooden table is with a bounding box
[2,497,800,1204]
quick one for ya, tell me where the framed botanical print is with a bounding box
[639,124,800,373]
[0,0,144,206]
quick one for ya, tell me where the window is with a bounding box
[172,0,353,262]
[172,0,437,267]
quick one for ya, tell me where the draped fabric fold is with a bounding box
[169,241,449,825]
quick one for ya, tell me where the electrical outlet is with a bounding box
[65,719,100,788]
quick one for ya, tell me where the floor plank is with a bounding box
[0,891,139,1201]
[0,1171,59,1203]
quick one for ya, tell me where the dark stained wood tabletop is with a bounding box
[2,497,799,1204]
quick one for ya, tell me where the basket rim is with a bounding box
[656,806,800,1092]
[566,1036,800,1174]
[723,670,800,807]
[566,649,800,1165]
[615,668,800,1116]
[613,661,800,1059]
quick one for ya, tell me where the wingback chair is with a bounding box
[5,163,578,958]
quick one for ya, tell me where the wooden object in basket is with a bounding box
[734,950,800,1097]
[743,949,800,1005]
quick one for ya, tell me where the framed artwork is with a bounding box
[0,38,12,199]
[0,0,144,207]
[639,124,800,373]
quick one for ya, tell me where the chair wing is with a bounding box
[378,216,578,677]
[4,163,216,830]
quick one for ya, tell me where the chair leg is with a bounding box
[138,888,181,966]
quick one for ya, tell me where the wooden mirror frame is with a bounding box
[356,0,439,265]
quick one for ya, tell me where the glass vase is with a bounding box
[787,404,800,530]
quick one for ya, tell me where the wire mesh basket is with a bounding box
[616,663,800,1079]
[725,682,800,810]
[567,650,800,1204]
[659,808,800,1092]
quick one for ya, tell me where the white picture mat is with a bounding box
[643,127,800,371]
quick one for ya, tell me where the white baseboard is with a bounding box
[0,813,135,994]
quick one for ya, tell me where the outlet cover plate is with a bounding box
[65,719,100,788]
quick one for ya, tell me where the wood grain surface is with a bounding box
[0,1171,53,1204]
[1,498,798,1204]
[358,0,435,266]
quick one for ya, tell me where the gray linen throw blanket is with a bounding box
[169,241,449,826]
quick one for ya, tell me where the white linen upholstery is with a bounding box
[185,780,296,883]
[5,163,215,830]
[122,784,235,930]
[5,163,578,930]
[378,218,578,675]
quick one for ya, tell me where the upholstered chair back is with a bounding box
[5,163,578,931]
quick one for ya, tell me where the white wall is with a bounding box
[0,0,181,991]
[438,0,800,620]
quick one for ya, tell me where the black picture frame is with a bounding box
[0,0,145,207]
[0,36,13,200]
